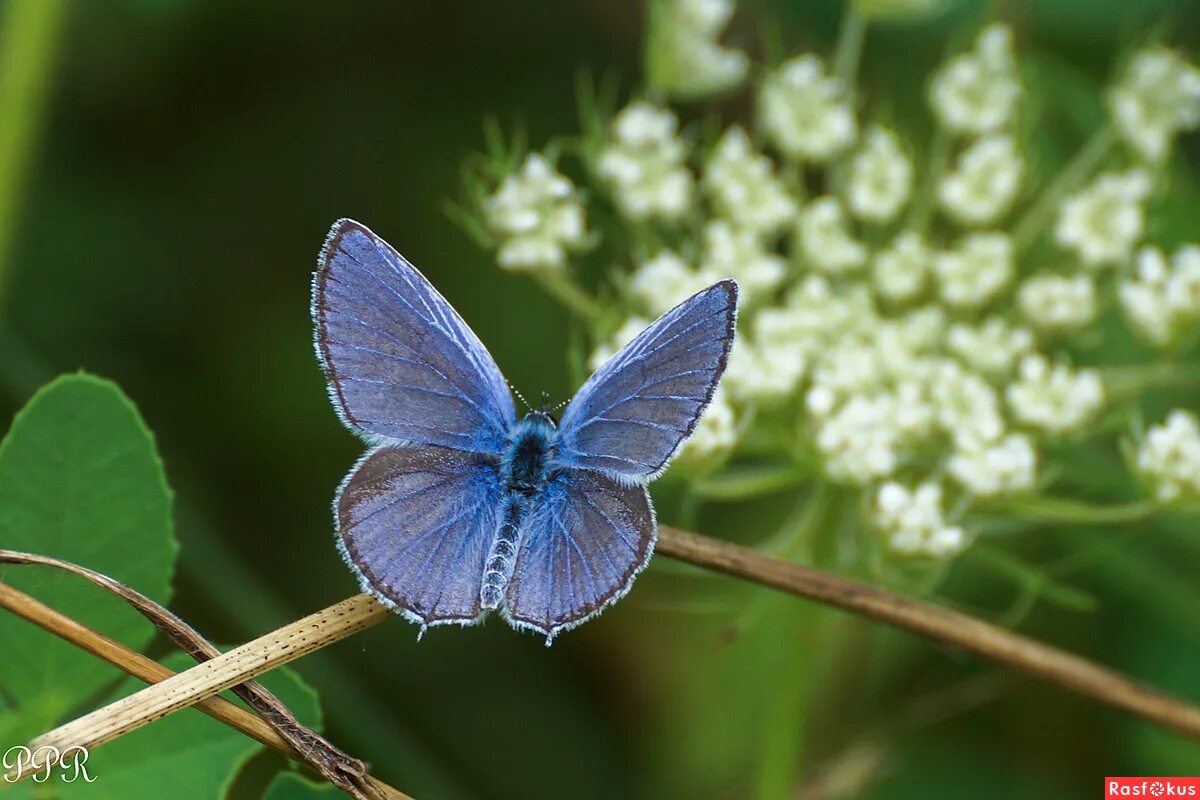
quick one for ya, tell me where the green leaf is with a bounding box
[52,655,320,800]
[0,374,176,716]
[262,773,343,800]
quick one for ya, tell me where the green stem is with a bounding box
[998,495,1157,525]
[755,601,820,800]
[831,7,868,93]
[971,546,1097,613]
[0,0,68,311]
[753,488,832,800]
[532,271,605,323]
[1102,361,1200,400]
[828,7,867,197]
[1011,125,1117,255]
[692,463,810,501]
[904,126,951,234]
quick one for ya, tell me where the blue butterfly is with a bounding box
[312,219,738,643]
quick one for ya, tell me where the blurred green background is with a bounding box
[1,1,1199,798]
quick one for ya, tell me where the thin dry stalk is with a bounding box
[10,524,1200,786]
[6,594,390,784]
[0,581,411,800]
[656,526,1200,739]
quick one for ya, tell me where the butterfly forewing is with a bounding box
[555,281,738,481]
[503,468,656,639]
[337,445,503,626]
[314,219,516,454]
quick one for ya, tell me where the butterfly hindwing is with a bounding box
[555,281,738,481]
[313,219,516,454]
[503,467,656,640]
[336,444,503,627]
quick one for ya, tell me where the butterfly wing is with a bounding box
[313,219,516,454]
[555,281,738,481]
[336,444,503,628]
[502,468,656,640]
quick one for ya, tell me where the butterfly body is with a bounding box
[502,410,559,497]
[313,219,737,642]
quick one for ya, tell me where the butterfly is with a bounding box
[312,219,738,643]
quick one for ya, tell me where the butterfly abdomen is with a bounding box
[482,411,561,609]
[481,494,524,609]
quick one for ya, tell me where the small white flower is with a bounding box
[1110,46,1200,163]
[762,277,883,367]
[677,388,739,462]
[724,333,806,403]
[873,481,967,558]
[948,433,1037,497]
[1018,273,1098,332]
[598,102,694,221]
[924,359,1005,446]
[648,0,749,99]
[1007,354,1104,435]
[1119,245,1200,345]
[1056,169,1151,268]
[700,220,786,304]
[946,317,1034,377]
[703,127,798,238]
[933,232,1014,309]
[813,394,904,483]
[760,55,857,162]
[1137,410,1200,502]
[873,232,931,303]
[629,250,717,316]
[588,316,649,372]
[486,154,587,271]
[938,135,1024,225]
[798,196,868,274]
[846,126,914,224]
[929,24,1022,135]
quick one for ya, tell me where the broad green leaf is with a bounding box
[55,654,320,799]
[0,374,176,718]
[262,773,343,800]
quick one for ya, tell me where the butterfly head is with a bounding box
[523,406,558,429]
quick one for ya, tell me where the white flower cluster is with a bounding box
[598,102,694,222]
[846,126,914,224]
[485,2,1200,565]
[1018,273,1097,332]
[649,0,749,99]
[701,220,786,305]
[929,24,1021,135]
[938,135,1023,226]
[1056,169,1151,267]
[629,250,715,316]
[759,55,857,162]
[1110,46,1200,163]
[932,233,1013,309]
[1006,355,1104,435]
[1119,245,1200,345]
[703,127,797,237]
[872,232,930,303]
[1137,410,1200,502]
[485,154,586,271]
[798,196,867,273]
[873,482,967,558]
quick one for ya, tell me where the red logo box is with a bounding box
[1106,778,1200,798]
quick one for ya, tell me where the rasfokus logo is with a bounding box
[1107,778,1200,798]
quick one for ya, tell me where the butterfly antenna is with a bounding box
[509,381,533,413]
[551,396,570,413]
